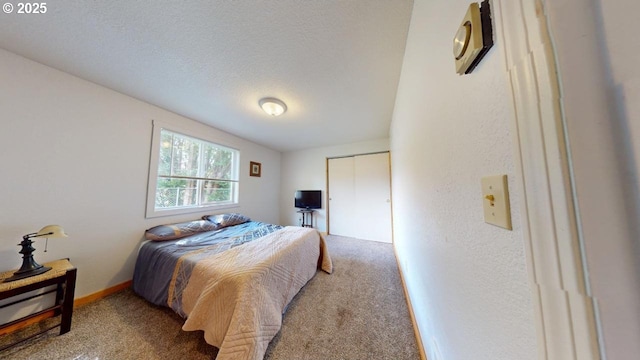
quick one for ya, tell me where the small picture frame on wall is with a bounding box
[250,161,261,177]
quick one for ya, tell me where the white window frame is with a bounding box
[146,120,240,218]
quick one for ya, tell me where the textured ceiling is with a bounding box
[0,1,413,151]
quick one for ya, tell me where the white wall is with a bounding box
[545,0,640,357]
[390,1,537,359]
[279,139,389,232]
[0,49,281,299]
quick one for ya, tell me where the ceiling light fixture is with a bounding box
[259,97,287,116]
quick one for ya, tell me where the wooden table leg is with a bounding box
[59,268,76,335]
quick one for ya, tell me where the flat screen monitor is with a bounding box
[294,190,322,209]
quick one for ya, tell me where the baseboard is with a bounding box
[74,280,132,308]
[393,245,427,360]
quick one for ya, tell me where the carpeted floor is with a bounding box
[0,235,420,360]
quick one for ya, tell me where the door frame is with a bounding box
[495,0,601,358]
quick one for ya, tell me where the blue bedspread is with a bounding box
[132,221,283,308]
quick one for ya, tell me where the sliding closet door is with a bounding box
[328,152,392,243]
[328,156,356,238]
[354,153,392,243]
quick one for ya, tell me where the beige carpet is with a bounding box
[1,235,420,360]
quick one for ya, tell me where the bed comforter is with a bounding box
[180,226,332,359]
[133,224,332,360]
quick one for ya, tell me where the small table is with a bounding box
[297,209,315,228]
[0,259,77,350]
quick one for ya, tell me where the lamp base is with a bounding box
[3,266,52,282]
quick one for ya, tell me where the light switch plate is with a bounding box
[481,174,512,230]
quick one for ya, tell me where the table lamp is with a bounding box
[4,225,68,282]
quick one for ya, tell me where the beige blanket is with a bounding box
[180,226,332,360]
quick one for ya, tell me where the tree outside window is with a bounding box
[154,129,238,211]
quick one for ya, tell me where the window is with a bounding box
[146,123,239,217]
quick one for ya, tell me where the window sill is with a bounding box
[145,203,240,219]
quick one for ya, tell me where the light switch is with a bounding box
[481,174,512,230]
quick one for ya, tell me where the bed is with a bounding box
[132,214,333,360]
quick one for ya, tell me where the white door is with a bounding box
[354,153,392,243]
[328,157,356,238]
[328,153,392,242]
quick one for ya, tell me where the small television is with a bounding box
[294,190,322,209]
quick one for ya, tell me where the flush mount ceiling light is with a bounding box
[259,97,287,116]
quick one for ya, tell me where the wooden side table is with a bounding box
[0,259,77,351]
[297,209,315,228]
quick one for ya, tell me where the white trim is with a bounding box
[495,0,601,358]
[145,120,240,218]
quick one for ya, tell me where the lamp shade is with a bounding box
[35,225,68,238]
[259,98,287,116]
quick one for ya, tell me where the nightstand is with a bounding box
[297,209,315,228]
[0,259,77,350]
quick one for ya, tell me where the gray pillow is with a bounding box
[145,220,218,241]
[202,213,251,229]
